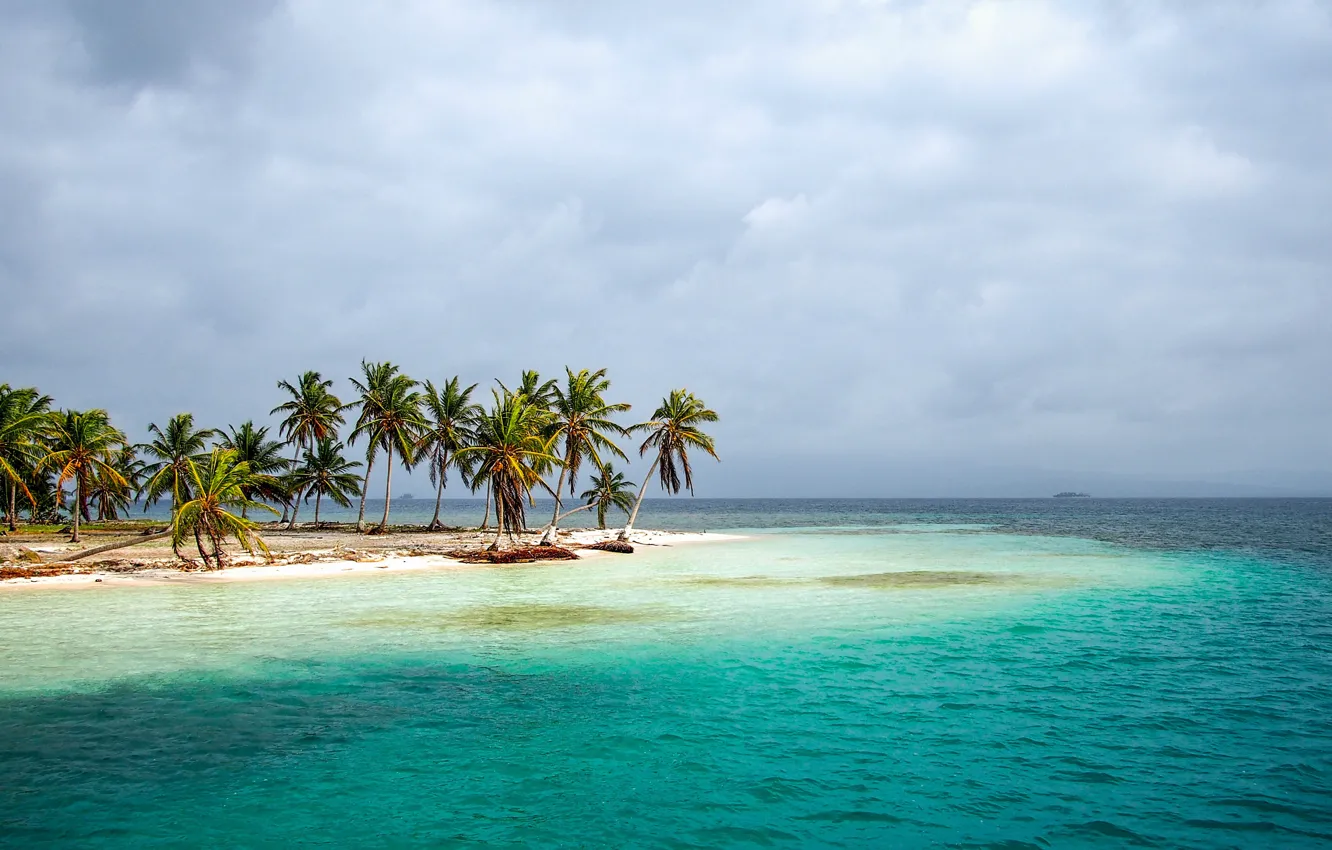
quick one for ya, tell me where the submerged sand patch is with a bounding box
[678,575,802,588]
[348,602,672,631]
[820,570,1016,589]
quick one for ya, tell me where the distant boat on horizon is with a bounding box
[1053,491,1091,498]
[398,493,415,500]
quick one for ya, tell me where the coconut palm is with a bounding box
[272,371,346,529]
[39,409,129,542]
[619,390,719,541]
[288,438,362,527]
[88,445,145,521]
[580,464,636,529]
[0,384,53,531]
[539,368,630,543]
[456,391,561,549]
[415,377,480,529]
[219,421,291,517]
[499,370,557,411]
[172,448,276,568]
[140,413,218,520]
[347,360,399,531]
[350,372,424,533]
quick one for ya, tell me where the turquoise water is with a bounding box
[3,502,1332,847]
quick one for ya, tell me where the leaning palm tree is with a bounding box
[0,384,53,531]
[140,413,218,520]
[350,372,424,533]
[289,438,362,527]
[538,368,630,543]
[580,464,636,529]
[39,409,128,543]
[347,360,400,531]
[271,371,346,529]
[416,377,480,529]
[456,392,561,549]
[619,390,720,541]
[219,421,291,518]
[172,448,276,569]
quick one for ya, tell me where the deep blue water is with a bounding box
[3,499,1331,847]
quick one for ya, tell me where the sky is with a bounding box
[2,0,1331,497]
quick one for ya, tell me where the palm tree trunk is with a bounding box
[431,461,445,529]
[71,478,81,543]
[7,482,16,531]
[378,445,394,532]
[284,443,302,529]
[618,460,658,541]
[356,451,375,532]
[540,461,570,544]
[549,463,568,527]
[491,485,505,549]
[480,480,491,529]
[45,529,171,564]
[315,490,322,526]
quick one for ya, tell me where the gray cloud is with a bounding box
[2,0,1331,496]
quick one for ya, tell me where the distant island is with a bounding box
[1053,492,1091,498]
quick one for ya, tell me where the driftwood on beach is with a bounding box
[586,540,634,554]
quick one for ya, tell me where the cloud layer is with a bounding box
[3,0,1331,495]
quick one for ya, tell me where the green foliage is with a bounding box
[632,389,720,496]
[457,391,562,546]
[40,409,130,541]
[219,421,291,508]
[290,438,362,524]
[0,384,54,523]
[580,463,636,529]
[171,448,277,569]
[350,365,425,531]
[416,377,481,525]
[272,371,346,456]
[140,413,218,513]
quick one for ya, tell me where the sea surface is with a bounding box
[3,499,1331,847]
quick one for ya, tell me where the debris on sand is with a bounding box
[585,540,634,554]
[449,546,581,564]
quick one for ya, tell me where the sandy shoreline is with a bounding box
[0,529,747,591]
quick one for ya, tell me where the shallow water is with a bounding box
[3,503,1332,847]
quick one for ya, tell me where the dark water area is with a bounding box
[9,498,1331,847]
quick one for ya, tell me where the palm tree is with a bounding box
[500,370,558,411]
[580,464,636,529]
[0,384,53,531]
[39,409,129,543]
[347,360,399,531]
[140,413,218,520]
[172,448,277,568]
[219,421,291,518]
[272,371,346,529]
[619,390,720,541]
[456,391,561,549]
[539,368,630,543]
[289,438,362,527]
[416,377,480,530]
[88,445,145,521]
[351,372,424,533]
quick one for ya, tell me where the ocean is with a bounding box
[2,499,1330,847]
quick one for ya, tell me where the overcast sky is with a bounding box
[2,1,1330,496]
